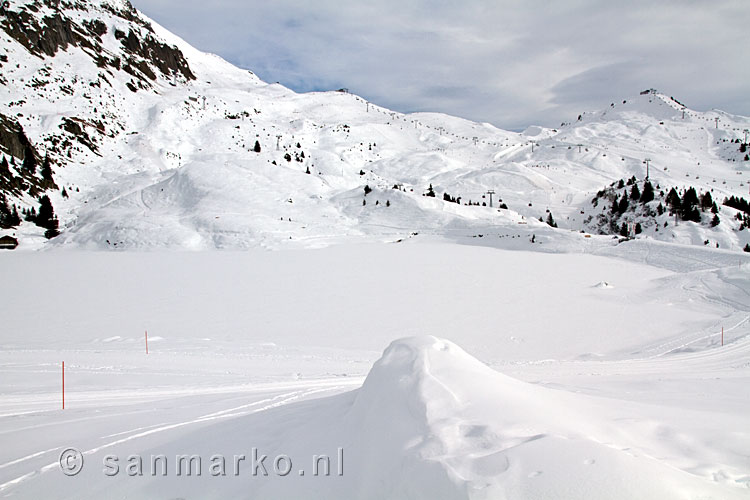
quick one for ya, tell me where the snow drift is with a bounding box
[119,336,746,499]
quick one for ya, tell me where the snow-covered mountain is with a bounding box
[1,0,749,252]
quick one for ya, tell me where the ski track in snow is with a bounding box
[0,384,348,494]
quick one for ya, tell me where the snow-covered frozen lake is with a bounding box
[1,241,748,498]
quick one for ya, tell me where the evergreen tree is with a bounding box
[711,214,720,227]
[700,191,713,211]
[386,200,390,207]
[364,185,372,195]
[41,154,54,183]
[546,212,557,228]
[680,187,701,222]
[666,188,681,213]
[745,244,750,253]
[37,195,55,225]
[630,183,640,201]
[425,184,435,197]
[641,181,655,203]
[22,146,36,175]
[635,222,642,234]
[620,222,629,237]
[618,193,629,214]
[611,199,620,215]
[0,156,9,175]
[33,195,60,238]
[253,140,261,153]
[0,197,11,228]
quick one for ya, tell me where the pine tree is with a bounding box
[700,191,713,211]
[41,154,54,183]
[546,212,557,228]
[386,200,390,207]
[630,183,640,201]
[641,181,655,203]
[0,197,10,228]
[426,184,435,197]
[253,140,261,153]
[620,222,629,237]
[364,185,372,195]
[611,199,620,215]
[37,195,55,225]
[681,187,701,222]
[22,146,36,175]
[745,244,750,253]
[618,193,629,214]
[666,188,681,213]
[33,195,60,238]
[635,222,642,234]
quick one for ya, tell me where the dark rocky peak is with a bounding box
[1,0,194,83]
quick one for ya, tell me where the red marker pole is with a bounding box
[145,330,149,355]
[62,361,65,410]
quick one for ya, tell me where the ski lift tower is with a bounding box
[644,158,651,180]
[486,190,495,207]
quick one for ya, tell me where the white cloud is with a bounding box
[133,0,750,130]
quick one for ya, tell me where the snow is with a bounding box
[1,243,749,498]
[2,2,750,252]
[1,1,750,498]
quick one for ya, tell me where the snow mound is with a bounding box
[336,336,746,499]
[593,281,614,288]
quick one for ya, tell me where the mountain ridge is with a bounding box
[1,0,749,253]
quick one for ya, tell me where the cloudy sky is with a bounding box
[132,0,749,131]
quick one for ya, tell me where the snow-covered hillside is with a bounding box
[1,0,749,252]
